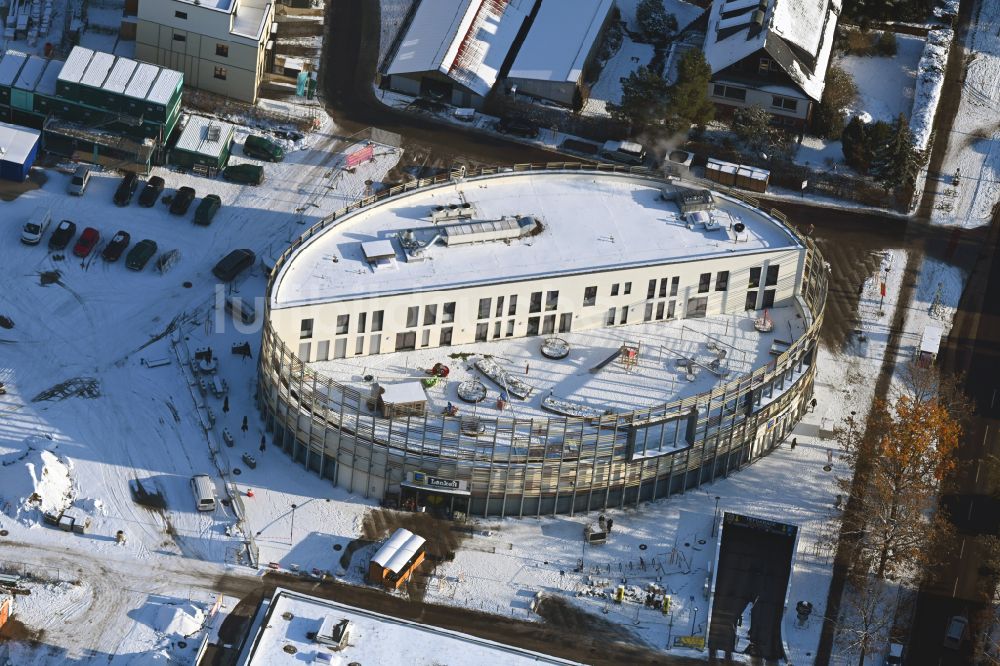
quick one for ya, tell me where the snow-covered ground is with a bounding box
[615,0,704,35]
[836,34,925,125]
[581,37,655,118]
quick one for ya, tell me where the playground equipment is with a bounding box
[540,337,570,360]
[754,308,774,333]
[589,341,640,374]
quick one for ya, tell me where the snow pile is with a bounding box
[153,602,206,640]
[0,437,75,523]
[910,28,953,151]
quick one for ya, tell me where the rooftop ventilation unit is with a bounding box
[675,189,716,218]
[206,125,221,142]
[430,202,474,223]
[442,216,538,246]
[314,617,351,650]
[361,239,396,269]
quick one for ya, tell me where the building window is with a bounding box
[542,315,555,335]
[670,276,679,297]
[527,317,540,336]
[421,329,431,347]
[298,342,311,362]
[647,279,656,299]
[175,11,188,19]
[611,283,620,296]
[580,287,594,307]
[759,57,770,73]
[396,331,416,350]
[300,319,313,339]
[687,297,708,318]
[334,338,347,359]
[495,296,505,318]
[214,66,227,80]
[716,271,729,291]
[442,302,455,323]
[424,304,437,326]
[771,95,798,111]
[620,307,628,325]
[506,320,515,336]
[667,300,676,319]
[508,295,517,316]
[559,313,572,333]
[656,302,665,320]
[493,321,502,339]
[713,84,746,101]
[529,291,542,313]
[335,314,349,335]
[369,334,381,354]
[439,327,453,345]
[644,303,653,321]
[624,282,631,295]
[406,306,419,328]
[606,307,617,326]
[358,312,367,333]
[762,289,776,308]
[355,337,364,355]
[216,43,229,57]
[659,278,668,298]
[316,340,329,361]
[546,291,559,311]
[749,267,761,288]
[766,264,780,286]
[371,310,384,332]
[173,33,187,42]
[745,291,758,310]
[698,273,711,293]
[478,297,491,319]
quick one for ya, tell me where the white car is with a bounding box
[21,206,51,245]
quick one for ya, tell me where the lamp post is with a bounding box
[691,606,699,635]
[879,266,890,316]
[289,503,297,545]
[712,496,721,537]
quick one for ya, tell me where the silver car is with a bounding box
[67,165,93,196]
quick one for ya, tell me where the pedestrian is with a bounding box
[810,397,817,412]
[606,518,613,533]
[525,363,530,375]
[260,434,266,453]
[791,437,797,450]
[241,415,248,433]
[223,396,230,413]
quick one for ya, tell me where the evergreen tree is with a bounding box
[637,0,677,44]
[732,105,773,151]
[667,49,714,131]
[813,65,857,140]
[607,67,670,131]
[872,114,924,190]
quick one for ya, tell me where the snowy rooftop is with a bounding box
[231,0,271,39]
[35,59,62,96]
[57,47,183,104]
[174,0,235,10]
[271,172,803,308]
[387,0,531,97]
[14,55,47,91]
[508,0,614,84]
[238,588,578,665]
[174,115,236,158]
[147,69,183,105]
[0,51,28,87]
[704,0,840,101]
[0,121,40,164]
[316,304,808,421]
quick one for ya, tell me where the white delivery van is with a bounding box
[190,474,217,512]
[599,140,647,166]
[68,165,93,196]
[21,207,52,245]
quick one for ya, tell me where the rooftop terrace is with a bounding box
[271,172,803,309]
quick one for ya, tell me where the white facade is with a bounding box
[135,0,273,103]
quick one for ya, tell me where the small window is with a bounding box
[558,313,572,333]
[583,286,597,307]
[766,265,780,286]
[659,278,668,298]
[214,66,227,80]
[698,273,711,293]
[495,296,505,318]
[606,307,617,326]
[527,317,540,336]
[716,271,729,291]
[334,338,348,359]
[771,95,798,111]
[687,297,708,318]
[406,306,419,328]
[424,304,437,326]
[173,33,187,42]
[506,320,515,336]
[478,297,491,320]
[421,329,431,347]
[175,11,188,19]
[655,302,665,320]
[546,291,559,311]
[745,290,758,310]
[355,337,364,355]
[759,57,770,73]
[667,300,676,319]
[300,318,313,339]
[508,295,517,316]
[371,310,384,332]
[762,289,776,308]
[439,327,453,346]
[647,279,656,299]
[358,312,367,333]
[396,331,416,351]
[644,303,654,321]
[611,283,620,296]
[493,321,502,339]
[216,43,229,57]
[623,282,631,295]
[670,276,679,297]
[442,302,456,323]
[620,307,628,325]
[749,267,762,289]
[542,315,555,335]
[335,314,349,335]
[316,340,330,361]
[529,291,542,313]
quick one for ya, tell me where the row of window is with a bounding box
[710,84,799,112]
[169,30,231,57]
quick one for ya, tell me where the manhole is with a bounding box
[233,468,242,476]
[177,641,187,649]
[823,464,832,472]
[638,544,647,550]
[333,544,343,551]
[684,542,690,547]
[281,611,294,621]
[698,539,706,545]
[283,645,297,654]
[182,281,192,288]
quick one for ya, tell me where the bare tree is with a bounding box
[835,575,895,666]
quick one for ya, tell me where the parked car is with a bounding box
[495,117,539,138]
[222,163,264,185]
[125,239,158,271]
[101,230,131,262]
[169,186,196,215]
[243,135,285,162]
[212,248,255,282]
[67,165,93,196]
[73,227,100,258]
[113,172,140,206]
[943,616,967,650]
[21,207,51,245]
[138,176,165,207]
[194,194,221,226]
[273,128,304,142]
[48,219,76,251]
[241,452,257,469]
[599,140,647,166]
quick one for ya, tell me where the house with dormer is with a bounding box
[702,0,841,129]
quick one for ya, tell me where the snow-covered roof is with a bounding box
[387,0,531,97]
[508,0,613,85]
[35,59,62,96]
[173,0,235,11]
[56,47,182,105]
[102,57,138,94]
[0,121,40,164]
[174,115,235,157]
[56,46,94,84]
[147,69,183,105]
[370,527,426,574]
[703,0,841,101]
[379,382,427,406]
[13,55,47,91]
[124,62,159,100]
[80,51,115,88]
[271,171,804,309]
[0,51,29,87]
[237,588,578,665]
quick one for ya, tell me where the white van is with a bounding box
[190,474,216,512]
[21,207,52,245]
[225,295,256,324]
[68,165,93,196]
[600,140,647,166]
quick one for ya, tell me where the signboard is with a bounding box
[673,635,705,650]
[411,471,464,491]
[724,512,797,537]
[346,143,374,169]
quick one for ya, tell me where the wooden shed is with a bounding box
[0,595,11,632]
[368,528,426,590]
[377,382,427,418]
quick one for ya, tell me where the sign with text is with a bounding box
[346,143,374,169]
[673,635,705,650]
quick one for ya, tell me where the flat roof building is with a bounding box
[171,114,235,172]
[235,588,579,665]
